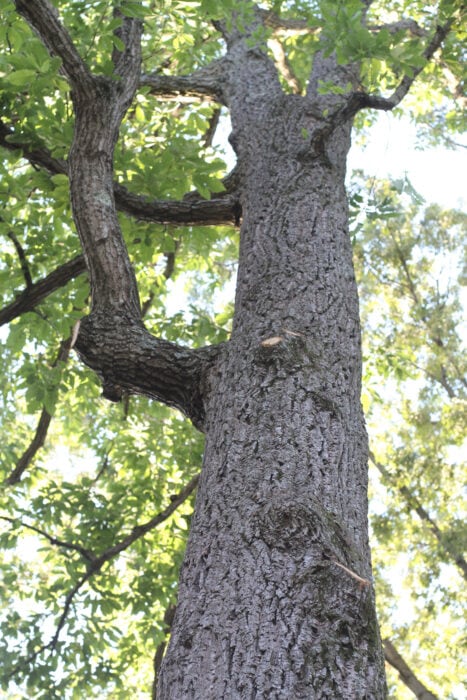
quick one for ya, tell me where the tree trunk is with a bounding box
[158,20,386,700]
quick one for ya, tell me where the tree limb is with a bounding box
[3,338,72,486]
[7,231,33,289]
[268,37,301,92]
[383,638,439,700]
[257,8,318,37]
[140,62,226,104]
[152,603,176,700]
[0,515,95,561]
[0,119,239,227]
[5,473,199,680]
[372,19,427,37]
[14,0,93,89]
[0,255,86,326]
[0,118,68,175]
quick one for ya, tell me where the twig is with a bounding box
[7,231,33,289]
[0,515,95,562]
[4,338,72,486]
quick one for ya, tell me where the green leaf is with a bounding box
[7,68,36,86]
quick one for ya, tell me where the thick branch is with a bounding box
[113,182,239,226]
[0,255,86,326]
[383,639,439,700]
[0,120,239,227]
[74,318,222,429]
[3,338,71,485]
[15,0,225,423]
[140,62,226,104]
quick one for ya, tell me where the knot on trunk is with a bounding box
[256,496,324,553]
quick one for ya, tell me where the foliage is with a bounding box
[352,176,466,699]
[0,0,465,697]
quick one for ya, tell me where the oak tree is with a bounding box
[0,0,464,697]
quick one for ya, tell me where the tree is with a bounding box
[0,0,464,697]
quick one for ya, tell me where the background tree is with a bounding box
[0,0,464,698]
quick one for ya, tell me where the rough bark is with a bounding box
[13,2,404,697]
[158,13,386,699]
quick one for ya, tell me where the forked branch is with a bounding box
[14,0,222,426]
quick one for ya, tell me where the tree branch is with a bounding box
[372,19,427,37]
[113,182,239,226]
[268,37,301,92]
[3,338,72,486]
[6,474,199,680]
[152,604,176,700]
[14,0,93,89]
[14,0,227,426]
[257,8,318,37]
[74,319,222,429]
[355,18,455,112]
[7,231,33,289]
[0,255,86,327]
[140,62,226,104]
[0,119,239,227]
[383,639,439,700]
[370,453,467,580]
[0,515,95,561]
[0,118,68,175]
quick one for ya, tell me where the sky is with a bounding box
[348,112,466,210]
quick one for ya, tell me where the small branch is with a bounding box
[355,18,455,112]
[383,639,439,700]
[6,474,199,680]
[331,559,371,588]
[370,453,467,580]
[7,231,33,289]
[94,474,199,563]
[202,108,221,148]
[268,37,301,92]
[4,338,71,486]
[0,118,68,175]
[0,255,86,327]
[141,249,178,318]
[0,515,95,562]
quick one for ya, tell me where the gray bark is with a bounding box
[158,13,386,700]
